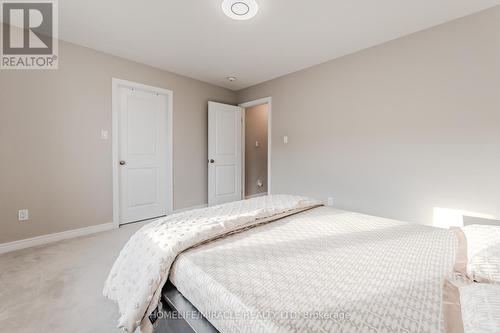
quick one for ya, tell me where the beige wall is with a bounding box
[245,104,268,197]
[0,39,236,243]
[238,7,500,225]
[2,6,500,243]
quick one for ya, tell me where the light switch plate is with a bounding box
[18,209,29,221]
[283,136,288,144]
[327,197,334,206]
[101,130,109,140]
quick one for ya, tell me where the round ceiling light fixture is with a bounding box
[222,0,259,20]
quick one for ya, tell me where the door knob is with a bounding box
[119,160,126,166]
[209,159,215,164]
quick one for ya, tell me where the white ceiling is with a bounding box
[59,0,500,90]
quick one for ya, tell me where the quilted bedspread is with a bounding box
[169,206,461,333]
[103,195,322,333]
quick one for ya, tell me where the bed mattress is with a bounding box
[169,206,459,333]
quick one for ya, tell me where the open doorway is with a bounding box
[239,97,272,199]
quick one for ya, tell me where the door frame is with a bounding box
[111,78,173,227]
[238,97,272,198]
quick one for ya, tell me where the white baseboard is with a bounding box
[245,193,268,199]
[0,222,117,255]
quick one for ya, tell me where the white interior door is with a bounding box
[117,83,172,224]
[208,102,242,206]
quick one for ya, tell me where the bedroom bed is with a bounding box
[104,195,465,333]
[155,205,459,333]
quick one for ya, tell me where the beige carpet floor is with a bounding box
[0,222,147,333]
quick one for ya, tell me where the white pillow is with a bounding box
[452,225,500,283]
[443,280,500,333]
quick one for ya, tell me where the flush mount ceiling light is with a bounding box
[222,0,259,20]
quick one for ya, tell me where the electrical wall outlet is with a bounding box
[327,197,334,207]
[18,209,29,221]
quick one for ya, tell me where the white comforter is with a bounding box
[170,206,462,333]
[103,194,321,332]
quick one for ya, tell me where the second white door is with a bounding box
[116,81,172,224]
[208,102,242,206]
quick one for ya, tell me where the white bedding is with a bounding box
[443,280,500,333]
[459,283,500,333]
[452,225,500,283]
[103,195,321,333]
[170,206,460,333]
